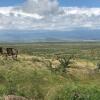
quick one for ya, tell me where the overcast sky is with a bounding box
[0,0,100,31]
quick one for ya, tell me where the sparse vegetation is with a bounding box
[0,42,100,100]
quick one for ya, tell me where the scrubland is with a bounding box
[0,42,100,100]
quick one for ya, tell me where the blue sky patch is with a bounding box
[0,0,100,7]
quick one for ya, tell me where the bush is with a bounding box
[55,55,73,75]
[97,63,100,70]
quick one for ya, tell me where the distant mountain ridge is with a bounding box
[0,29,100,42]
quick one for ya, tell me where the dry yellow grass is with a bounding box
[0,55,97,79]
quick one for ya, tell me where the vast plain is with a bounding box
[0,42,100,100]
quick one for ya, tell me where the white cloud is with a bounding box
[20,0,62,15]
[0,0,100,30]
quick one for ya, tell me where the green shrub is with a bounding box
[52,55,73,75]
